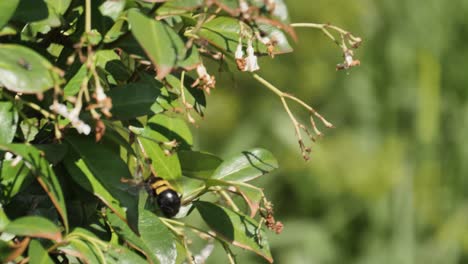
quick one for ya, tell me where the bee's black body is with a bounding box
[145,176,181,218]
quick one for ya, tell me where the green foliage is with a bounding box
[195,1,468,263]
[0,0,339,263]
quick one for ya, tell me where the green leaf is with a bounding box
[64,150,126,218]
[20,118,39,142]
[109,81,163,120]
[12,0,48,23]
[64,49,130,96]
[0,159,32,202]
[64,135,137,220]
[238,184,263,217]
[45,0,71,15]
[66,228,106,263]
[63,64,87,97]
[4,216,62,241]
[104,16,127,43]
[128,9,186,79]
[63,239,100,264]
[176,44,200,70]
[165,74,206,116]
[105,244,148,264]
[136,115,191,181]
[0,44,61,94]
[176,176,205,200]
[95,49,132,82]
[195,201,272,263]
[28,240,54,264]
[137,137,182,182]
[21,1,64,38]
[35,144,68,165]
[144,115,193,147]
[0,0,20,29]
[138,196,177,264]
[0,206,10,231]
[105,208,160,264]
[179,150,222,178]
[0,240,11,263]
[99,0,125,21]
[210,148,278,182]
[0,144,68,232]
[156,0,203,17]
[0,102,18,145]
[0,26,17,37]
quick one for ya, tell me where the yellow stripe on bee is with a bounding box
[151,179,173,195]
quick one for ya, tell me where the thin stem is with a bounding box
[291,22,361,41]
[252,73,334,160]
[252,73,283,96]
[219,190,240,212]
[222,243,237,264]
[85,0,92,34]
[2,92,55,119]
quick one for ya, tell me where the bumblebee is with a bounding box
[145,175,181,218]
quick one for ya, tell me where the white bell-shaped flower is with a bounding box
[245,40,260,72]
[235,41,244,59]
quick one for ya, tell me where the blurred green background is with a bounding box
[192,0,468,263]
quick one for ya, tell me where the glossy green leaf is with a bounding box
[137,136,182,182]
[128,9,186,79]
[156,0,203,16]
[99,0,125,21]
[138,195,177,264]
[21,2,63,38]
[165,74,206,116]
[63,64,87,97]
[195,201,272,263]
[109,81,163,120]
[179,150,222,178]
[104,17,127,43]
[4,216,62,241]
[0,102,18,145]
[211,148,278,182]
[105,243,148,264]
[63,150,126,218]
[0,144,68,231]
[238,184,263,217]
[145,115,193,147]
[12,0,48,23]
[35,144,68,165]
[137,115,191,181]
[177,176,205,200]
[0,159,32,202]
[65,228,112,263]
[63,239,100,264]
[0,26,17,37]
[0,0,20,29]
[28,240,54,264]
[64,135,136,220]
[20,118,39,142]
[176,45,200,70]
[0,206,10,231]
[95,49,132,82]
[0,239,12,263]
[45,0,71,15]
[64,49,130,96]
[0,44,61,94]
[105,208,160,264]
